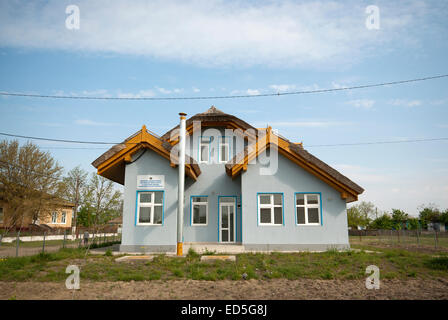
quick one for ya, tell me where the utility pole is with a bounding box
[177,112,187,256]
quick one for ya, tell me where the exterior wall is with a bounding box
[183,127,242,243]
[0,201,73,229]
[120,127,350,252]
[39,208,73,228]
[121,127,243,252]
[121,149,178,252]
[241,151,350,251]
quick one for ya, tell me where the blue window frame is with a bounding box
[294,192,323,226]
[135,190,165,226]
[198,136,212,163]
[218,195,237,242]
[256,192,284,226]
[190,195,208,226]
[218,136,231,163]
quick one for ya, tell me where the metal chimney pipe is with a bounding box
[177,112,187,256]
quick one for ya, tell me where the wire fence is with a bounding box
[0,227,122,258]
[349,229,448,250]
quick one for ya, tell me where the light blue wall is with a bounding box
[121,128,350,251]
[121,128,243,251]
[121,149,178,249]
[241,150,349,248]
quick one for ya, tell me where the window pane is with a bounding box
[153,206,163,224]
[259,195,271,205]
[201,145,208,161]
[308,208,320,223]
[140,193,152,203]
[296,194,305,205]
[193,196,207,203]
[154,192,163,204]
[222,230,228,242]
[274,207,283,224]
[307,194,319,205]
[193,204,207,224]
[260,208,271,223]
[220,145,229,162]
[221,206,228,228]
[139,207,151,223]
[297,207,305,224]
[274,194,282,205]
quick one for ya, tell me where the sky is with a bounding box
[0,0,447,216]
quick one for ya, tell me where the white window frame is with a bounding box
[199,137,211,163]
[257,193,283,226]
[295,193,321,226]
[61,211,66,224]
[191,196,208,226]
[51,212,58,224]
[219,136,230,163]
[136,191,164,226]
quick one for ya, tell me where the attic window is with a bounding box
[219,137,230,163]
[199,137,211,163]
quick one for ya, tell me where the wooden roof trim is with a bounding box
[226,130,361,202]
[95,126,200,182]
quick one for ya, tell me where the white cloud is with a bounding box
[346,99,375,109]
[388,99,422,107]
[0,0,436,68]
[246,89,260,96]
[117,89,155,98]
[192,87,200,93]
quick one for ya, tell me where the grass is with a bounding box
[349,235,448,249]
[1,244,447,282]
[0,236,120,248]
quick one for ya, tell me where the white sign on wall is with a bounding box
[137,175,165,189]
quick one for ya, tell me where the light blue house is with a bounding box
[92,106,364,252]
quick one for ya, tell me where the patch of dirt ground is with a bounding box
[1,279,448,300]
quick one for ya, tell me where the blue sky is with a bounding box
[0,0,447,215]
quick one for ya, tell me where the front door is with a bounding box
[220,202,235,243]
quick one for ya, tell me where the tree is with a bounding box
[82,173,122,232]
[347,201,376,229]
[418,204,441,229]
[370,213,393,230]
[347,206,369,229]
[62,166,88,235]
[0,139,63,235]
[391,209,409,230]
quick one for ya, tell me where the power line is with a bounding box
[1,131,447,149]
[306,137,448,148]
[0,132,120,145]
[1,74,447,101]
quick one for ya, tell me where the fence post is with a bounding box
[63,230,67,249]
[15,231,20,257]
[0,234,3,247]
[434,230,438,249]
[416,228,420,246]
[42,231,46,253]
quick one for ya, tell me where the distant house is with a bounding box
[92,106,364,252]
[427,222,446,232]
[0,198,74,230]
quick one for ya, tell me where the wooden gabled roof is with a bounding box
[161,106,258,145]
[91,125,201,185]
[225,128,364,203]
